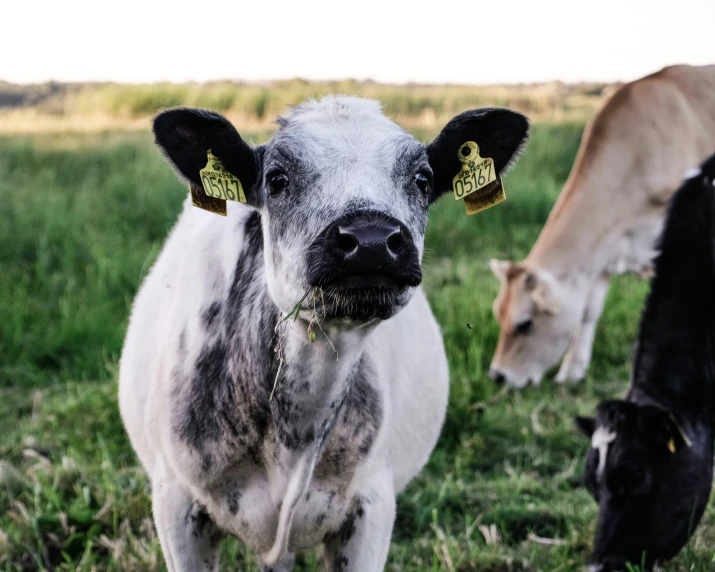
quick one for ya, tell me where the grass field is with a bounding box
[1,119,714,571]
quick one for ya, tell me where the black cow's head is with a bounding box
[576,153,715,571]
[576,401,712,571]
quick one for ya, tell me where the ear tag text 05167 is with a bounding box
[191,150,246,216]
[452,141,506,215]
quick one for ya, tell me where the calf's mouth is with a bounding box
[305,211,422,321]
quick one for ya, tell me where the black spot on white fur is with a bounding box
[325,497,366,571]
[227,488,241,515]
[173,213,273,455]
[185,502,218,542]
[201,301,222,332]
[315,359,382,477]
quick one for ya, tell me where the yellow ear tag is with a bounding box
[452,141,506,216]
[198,150,246,204]
[667,413,693,453]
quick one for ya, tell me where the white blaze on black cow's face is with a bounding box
[153,96,529,323]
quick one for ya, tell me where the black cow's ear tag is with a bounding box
[667,413,693,454]
[190,150,247,216]
[451,141,506,216]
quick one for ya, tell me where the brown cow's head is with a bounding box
[488,260,583,387]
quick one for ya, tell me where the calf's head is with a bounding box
[489,261,581,386]
[575,401,711,571]
[154,97,528,324]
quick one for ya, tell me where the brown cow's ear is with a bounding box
[426,108,529,203]
[489,259,511,282]
[531,280,560,315]
[575,416,596,438]
[153,107,262,207]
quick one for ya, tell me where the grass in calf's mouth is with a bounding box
[270,288,338,401]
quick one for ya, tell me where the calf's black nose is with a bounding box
[317,213,420,286]
[334,219,404,259]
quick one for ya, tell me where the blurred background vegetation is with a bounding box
[0,79,614,133]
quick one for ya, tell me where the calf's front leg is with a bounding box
[323,475,396,572]
[152,463,223,572]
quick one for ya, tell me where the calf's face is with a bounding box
[154,97,529,323]
[576,401,712,571]
[259,99,428,322]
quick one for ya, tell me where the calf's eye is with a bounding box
[414,172,430,193]
[269,172,290,197]
[515,319,533,335]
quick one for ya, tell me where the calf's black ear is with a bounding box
[426,108,529,203]
[575,415,596,438]
[153,108,260,205]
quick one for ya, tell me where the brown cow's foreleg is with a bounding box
[556,274,610,383]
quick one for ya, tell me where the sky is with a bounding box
[3,0,714,85]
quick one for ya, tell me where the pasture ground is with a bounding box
[1,123,714,571]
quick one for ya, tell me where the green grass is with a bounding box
[1,124,714,571]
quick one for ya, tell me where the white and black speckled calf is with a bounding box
[119,96,529,571]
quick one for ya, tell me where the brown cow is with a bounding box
[489,64,715,388]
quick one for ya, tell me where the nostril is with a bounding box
[336,231,359,254]
[387,230,404,255]
[488,368,506,385]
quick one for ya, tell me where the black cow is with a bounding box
[575,153,715,571]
